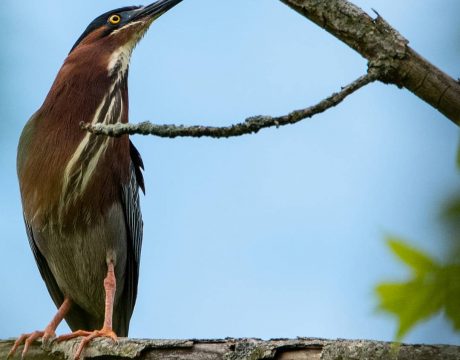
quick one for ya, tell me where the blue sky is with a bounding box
[0,0,459,344]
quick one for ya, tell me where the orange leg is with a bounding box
[8,297,72,359]
[57,262,118,360]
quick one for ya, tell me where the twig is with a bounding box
[82,72,377,138]
[279,0,460,126]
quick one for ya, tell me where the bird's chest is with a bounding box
[60,87,126,212]
[59,139,130,233]
[22,86,130,230]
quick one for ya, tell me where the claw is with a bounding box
[57,328,118,360]
[7,329,56,359]
[9,298,71,358]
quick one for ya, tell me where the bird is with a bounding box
[9,1,182,359]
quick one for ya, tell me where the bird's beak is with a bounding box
[132,0,183,22]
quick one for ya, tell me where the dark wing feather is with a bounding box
[24,217,64,309]
[119,141,144,332]
[129,141,145,193]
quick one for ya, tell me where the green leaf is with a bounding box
[443,265,460,330]
[376,277,444,340]
[386,237,439,275]
[441,198,460,222]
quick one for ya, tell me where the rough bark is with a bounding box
[279,0,460,126]
[1,337,459,360]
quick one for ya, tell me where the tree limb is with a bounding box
[83,73,376,138]
[84,0,460,138]
[279,0,460,126]
[1,337,459,360]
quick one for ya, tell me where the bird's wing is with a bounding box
[24,217,64,308]
[120,141,144,318]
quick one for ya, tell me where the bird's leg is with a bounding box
[102,261,117,332]
[57,262,118,360]
[8,297,72,358]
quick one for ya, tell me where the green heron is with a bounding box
[9,0,182,358]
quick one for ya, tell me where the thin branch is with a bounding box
[279,0,460,126]
[82,72,377,138]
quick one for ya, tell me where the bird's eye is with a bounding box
[108,14,121,25]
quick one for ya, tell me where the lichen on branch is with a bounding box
[82,73,377,138]
[1,337,459,360]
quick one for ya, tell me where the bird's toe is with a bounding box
[56,330,92,343]
[57,328,118,360]
[8,329,55,359]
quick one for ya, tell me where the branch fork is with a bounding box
[82,0,460,139]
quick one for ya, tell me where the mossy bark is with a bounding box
[1,338,459,360]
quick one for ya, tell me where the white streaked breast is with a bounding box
[59,85,124,216]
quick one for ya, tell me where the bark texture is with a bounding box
[1,338,459,360]
[279,0,460,125]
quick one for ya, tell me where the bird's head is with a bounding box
[67,0,182,75]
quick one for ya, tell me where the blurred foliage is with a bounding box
[376,142,460,341]
[376,238,460,340]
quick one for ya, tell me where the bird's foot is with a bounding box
[8,328,56,359]
[57,328,117,360]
